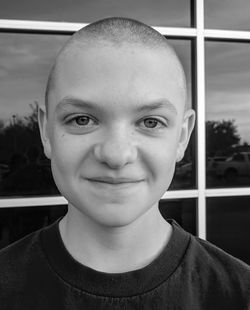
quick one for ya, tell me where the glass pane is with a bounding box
[0,35,195,196]
[207,196,250,265]
[159,198,197,235]
[206,41,250,188]
[0,205,67,249]
[170,39,196,190]
[0,33,69,197]
[205,0,250,31]
[0,0,192,27]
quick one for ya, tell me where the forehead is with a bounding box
[50,44,186,114]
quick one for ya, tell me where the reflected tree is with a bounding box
[0,102,40,160]
[0,102,58,196]
[206,119,241,157]
[0,120,4,133]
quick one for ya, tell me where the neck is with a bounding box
[59,204,172,273]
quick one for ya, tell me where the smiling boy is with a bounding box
[0,17,250,309]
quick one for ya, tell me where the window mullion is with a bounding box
[196,0,206,239]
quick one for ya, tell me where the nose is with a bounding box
[93,128,138,169]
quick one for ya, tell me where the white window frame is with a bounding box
[0,0,250,240]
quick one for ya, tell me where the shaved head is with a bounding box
[45,17,187,111]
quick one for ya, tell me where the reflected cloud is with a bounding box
[0,34,192,121]
[206,42,250,143]
[205,0,250,30]
[0,34,69,120]
[1,0,190,27]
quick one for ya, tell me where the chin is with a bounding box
[96,217,133,228]
[88,203,147,228]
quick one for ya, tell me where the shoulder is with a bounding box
[0,224,48,295]
[183,233,250,304]
[0,225,43,262]
[188,234,250,274]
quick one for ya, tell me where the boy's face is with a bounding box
[39,44,194,227]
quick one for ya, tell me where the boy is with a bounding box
[0,17,249,309]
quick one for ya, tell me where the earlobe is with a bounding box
[176,149,184,163]
[38,105,52,159]
[176,109,196,162]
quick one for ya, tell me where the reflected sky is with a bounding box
[0,34,192,123]
[205,0,250,31]
[0,34,68,122]
[205,41,250,144]
[0,0,190,27]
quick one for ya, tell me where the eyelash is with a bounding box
[66,115,98,128]
[140,117,167,130]
[65,115,167,130]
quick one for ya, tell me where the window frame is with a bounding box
[1,0,250,240]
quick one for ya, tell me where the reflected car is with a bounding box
[207,156,227,175]
[0,164,9,182]
[215,152,250,181]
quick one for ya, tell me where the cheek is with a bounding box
[51,133,85,174]
[143,137,178,180]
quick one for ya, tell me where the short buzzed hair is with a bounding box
[45,17,186,111]
[69,17,172,48]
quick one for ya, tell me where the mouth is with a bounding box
[85,176,144,185]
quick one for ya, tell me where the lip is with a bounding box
[85,176,144,184]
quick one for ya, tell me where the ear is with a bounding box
[176,109,195,162]
[38,105,52,159]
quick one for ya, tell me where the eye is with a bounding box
[143,118,158,128]
[68,115,97,128]
[141,117,166,129]
[74,115,92,126]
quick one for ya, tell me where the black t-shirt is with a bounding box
[0,218,250,309]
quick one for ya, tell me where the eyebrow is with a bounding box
[56,96,178,115]
[56,97,99,113]
[136,100,177,114]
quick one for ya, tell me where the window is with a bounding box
[0,33,69,196]
[207,196,250,264]
[0,0,250,263]
[206,41,250,188]
[0,35,195,195]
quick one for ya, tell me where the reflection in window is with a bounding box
[205,41,250,188]
[0,34,195,196]
[205,0,250,31]
[159,198,196,235]
[170,140,196,190]
[0,205,67,250]
[169,39,196,190]
[0,0,192,27]
[0,33,69,197]
[207,196,250,265]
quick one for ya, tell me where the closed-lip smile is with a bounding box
[86,176,144,184]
